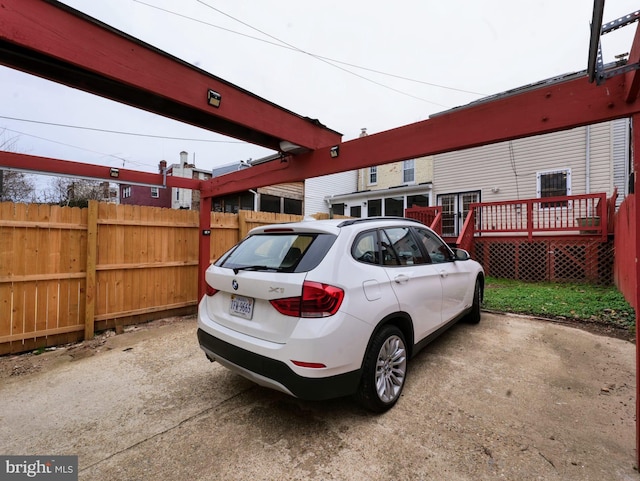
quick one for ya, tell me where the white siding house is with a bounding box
[432,118,630,236]
[305,171,357,216]
[325,156,434,217]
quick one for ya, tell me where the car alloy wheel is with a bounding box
[356,325,407,412]
[375,333,407,403]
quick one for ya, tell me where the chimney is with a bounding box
[180,151,188,167]
[159,160,167,173]
[359,128,368,137]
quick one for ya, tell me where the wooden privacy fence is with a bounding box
[0,201,303,355]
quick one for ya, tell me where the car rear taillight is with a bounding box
[205,282,218,297]
[270,281,344,318]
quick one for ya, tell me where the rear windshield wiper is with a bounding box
[231,265,276,274]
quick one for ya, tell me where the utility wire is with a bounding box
[508,141,520,200]
[195,0,445,106]
[0,115,244,144]
[134,1,483,94]
[135,0,484,105]
[1,127,152,169]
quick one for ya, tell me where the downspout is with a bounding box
[249,189,258,211]
[585,125,591,194]
[585,125,592,217]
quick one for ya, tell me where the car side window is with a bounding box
[414,228,453,264]
[381,227,428,265]
[352,231,381,265]
[379,230,401,265]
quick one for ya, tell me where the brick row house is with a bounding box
[119,151,211,210]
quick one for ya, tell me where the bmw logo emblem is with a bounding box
[232,280,239,290]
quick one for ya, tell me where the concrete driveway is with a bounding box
[0,313,637,480]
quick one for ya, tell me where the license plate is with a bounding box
[230,295,254,320]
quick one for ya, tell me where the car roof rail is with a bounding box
[337,216,424,228]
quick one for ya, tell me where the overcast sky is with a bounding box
[1,0,639,179]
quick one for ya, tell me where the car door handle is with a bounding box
[439,270,448,278]
[394,274,410,284]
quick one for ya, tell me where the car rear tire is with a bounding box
[355,325,407,413]
[464,278,482,324]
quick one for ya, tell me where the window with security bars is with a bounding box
[537,169,571,208]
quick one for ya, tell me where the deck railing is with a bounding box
[468,192,608,241]
[405,206,442,232]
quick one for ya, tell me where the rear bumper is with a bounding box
[197,328,362,401]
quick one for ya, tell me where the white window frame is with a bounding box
[122,186,131,199]
[369,167,377,185]
[150,187,159,198]
[536,168,572,208]
[403,159,415,184]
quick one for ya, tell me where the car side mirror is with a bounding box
[453,248,470,261]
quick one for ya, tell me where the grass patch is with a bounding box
[483,277,635,330]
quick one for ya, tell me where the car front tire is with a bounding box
[355,325,407,413]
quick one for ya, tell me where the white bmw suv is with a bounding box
[197,217,484,412]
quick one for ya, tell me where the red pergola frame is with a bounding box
[2,0,640,460]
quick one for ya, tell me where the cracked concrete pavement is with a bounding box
[0,313,638,480]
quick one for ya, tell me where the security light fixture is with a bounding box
[109,168,119,178]
[207,89,222,108]
[279,141,303,153]
[330,145,339,158]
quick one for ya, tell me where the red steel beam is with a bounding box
[0,0,341,152]
[625,23,640,103]
[0,151,201,190]
[204,73,640,197]
[633,113,640,467]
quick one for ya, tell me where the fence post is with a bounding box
[198,197,212,302]
[84,200,97,340]
[238,210,248,239]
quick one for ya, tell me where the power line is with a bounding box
[0,115,244,143]
[134,0,485,103]
[1,127,152,169]
[195,0,447,106]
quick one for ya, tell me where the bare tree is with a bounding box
[0,130,36,203]
[46,177,112,207]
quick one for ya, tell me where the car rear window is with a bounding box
[216,233,336,273]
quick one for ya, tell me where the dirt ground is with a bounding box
[0,312,638,481]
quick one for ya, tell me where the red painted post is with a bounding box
[633,114,640,466]
[198,195,212,304]
[526,199,534,242]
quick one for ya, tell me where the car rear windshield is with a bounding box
[215,233,336,273]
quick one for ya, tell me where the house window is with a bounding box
[368,199,382,216]
[385,196,404,216]
[350,205,361,218]
[537,169,571,208]
[403,159,415,183]
[369,167,377,185]
[332,203,345,216]
[260,194,281,213]
[284,198,302,215]
[122,186,131,199]
[150,187,159,198]
[407,194,429,208]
